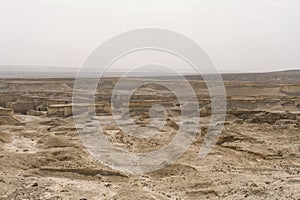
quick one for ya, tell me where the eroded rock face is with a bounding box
[245,111,299,125]
[1,78,299,117]
[275,119,299,126]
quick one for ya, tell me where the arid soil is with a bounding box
[0,72,299,199]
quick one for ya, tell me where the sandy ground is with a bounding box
[0,113,299,200]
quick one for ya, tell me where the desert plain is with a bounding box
[0,70,299,199]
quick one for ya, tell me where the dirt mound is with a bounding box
[275,119,299,126]
[164,119,179,130]
[37,135,76,149]
[41,118,66,126]
[0,131,11,143]
[0,116,23,126]
[225,114,243,123]
[246,111,299,124]
[39,167,127,177]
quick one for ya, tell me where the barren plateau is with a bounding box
[0,71,299,199]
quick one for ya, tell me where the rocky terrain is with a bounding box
[0,71,299,199]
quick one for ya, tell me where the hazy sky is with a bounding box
[0,0,299,72]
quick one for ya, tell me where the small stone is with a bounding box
[32,182,38,187]
[104,183,112,187]
[250,183,258,187]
